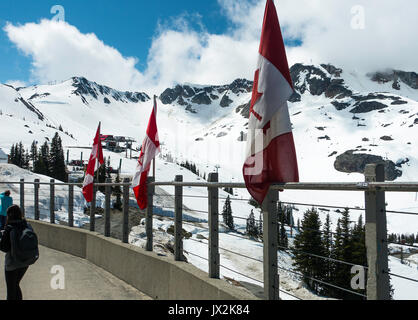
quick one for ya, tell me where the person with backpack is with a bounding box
[0,190,13,230]
[0,205,39,300]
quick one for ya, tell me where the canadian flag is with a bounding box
[82,123,104,203]
[243,0,299,205]
[132,96,160,210]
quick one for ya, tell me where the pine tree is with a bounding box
[30,141,38,163]
[222,196,234,230]
[331,209,357,299]
[246,209,258,238]
[10,144,15,165]
[321,214,334,296]
[292,208,326,294]
[49,133,67,182]
[258,212,263,236]
[277,203,288,250]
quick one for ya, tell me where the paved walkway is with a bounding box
[0,245,152,300]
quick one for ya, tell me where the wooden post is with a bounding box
[119,159,122,173]
[90,184,96,231]
[263,187,279,300]
[20,179,25,217]
[105,178,111,237]
[146,176,155,251]
[34,179,40,220]
[122,178,130,243]
[66,149,69,165]
[50,179,55,224]
[80,152,83,163]
[68,184,74,227]
[208,173,220,279]
[174,175,183,261]
[364,163,390,300]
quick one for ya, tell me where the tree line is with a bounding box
[10,133,68,182]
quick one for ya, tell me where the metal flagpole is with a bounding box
[153,95,157,178]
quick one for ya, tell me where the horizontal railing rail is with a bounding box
[1,162,417,301]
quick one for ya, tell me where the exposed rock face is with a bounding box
[290,63,353,100]
[71,77,149,105]
[290,63,331,96]
[220,94,233,107]
[18,98,44,121]
[191,92,211,105]
[368,70,418,89]
[350,101,388,113]
[331,101,350,111]
[325,79,353,99]
[334,150,402,181]
[320,64,342,77]
[159,79,253,107]
[235,101,251,119]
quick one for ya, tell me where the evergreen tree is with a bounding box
[23,150,30,170]
[222,196,234,230]
[321,214,334,296]
[331,209,358,299]
[30,141,38,163]
[49,133,67,182]
[258,212,263,236]
[277,203,288,249]
[292,208,326,294]
[246,209,258,238]
[10,144,15,165]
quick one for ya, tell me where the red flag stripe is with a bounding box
[259,0,293,89]
[243,132,299,204]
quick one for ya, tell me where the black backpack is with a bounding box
[11,223,39,267]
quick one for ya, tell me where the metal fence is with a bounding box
[0,163,417,300]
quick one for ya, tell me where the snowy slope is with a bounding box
[1,63,417,299]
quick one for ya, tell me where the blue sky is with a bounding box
[0,0,231,85]
[1,0,416,91]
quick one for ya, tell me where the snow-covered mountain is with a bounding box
[1,63,417,219]
[1,63,417,299]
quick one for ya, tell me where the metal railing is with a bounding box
[1,163,417,300]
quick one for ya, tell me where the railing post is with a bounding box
[105,178,111,237]
[208,173,220,279]
[90,184,96,231]
[146,176,155,251]
[68,184,74,227]
[174,175,183,261]
[34,179,39,220]
[50,179,55,224]
[364,163,390,300]
[262,187,279,300]
[20,179,25,216]
[122,178,130,243]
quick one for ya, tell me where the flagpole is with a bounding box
[153,95,157,178]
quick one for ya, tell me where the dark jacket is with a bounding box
[0,219,32,271]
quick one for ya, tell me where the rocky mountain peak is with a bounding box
[71,76,150,105]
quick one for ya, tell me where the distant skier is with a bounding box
[0,190,13,230]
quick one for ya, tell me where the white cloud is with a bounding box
[4,20,145,91]
[4,0,418,93]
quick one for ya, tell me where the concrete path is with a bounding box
[0,245,152,300]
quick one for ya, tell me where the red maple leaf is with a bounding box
[249,69,263,121]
